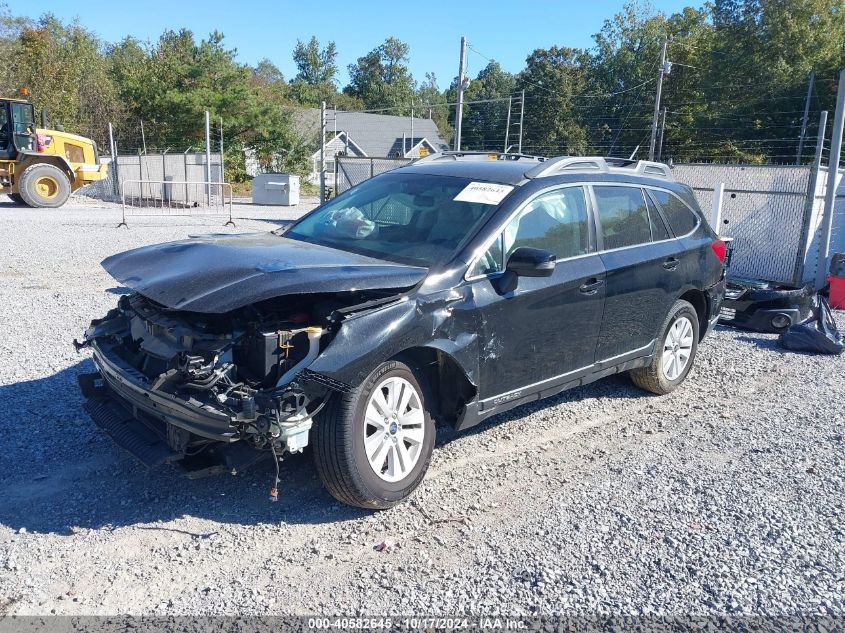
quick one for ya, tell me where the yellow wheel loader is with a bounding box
[0,97,108,208]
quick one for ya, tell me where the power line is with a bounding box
[466,43,658,100]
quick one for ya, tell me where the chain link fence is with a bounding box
[335,157,413,195]
[672,164,816,284]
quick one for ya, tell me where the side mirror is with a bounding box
[495,247,556,294]
[506,247,556,277]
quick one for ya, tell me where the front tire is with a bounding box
[19,163,72,208]
[630,299,699,395]
[313,359,435,509]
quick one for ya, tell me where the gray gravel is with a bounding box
[0,195,843,618]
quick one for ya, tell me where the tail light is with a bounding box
[710,239,727,264]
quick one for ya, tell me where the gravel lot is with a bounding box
[0,194,843,620]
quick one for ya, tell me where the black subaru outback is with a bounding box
[78,153,726,509]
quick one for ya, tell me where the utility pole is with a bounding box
[649,39,669,161]
[410,103,414,156]
[817,69,845,289]
[140,120,147,155]
[204,110,212,205]
[454,36,467,151]
[504,95,512,152]
[219,118,224,183]
[518,90,525,154]
[320,101,326,201]
[657,107,667,161]
[794,110,827,284]
[796,70,816,165]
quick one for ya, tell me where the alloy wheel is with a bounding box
[363,376,426,482]
[662,316,694,381]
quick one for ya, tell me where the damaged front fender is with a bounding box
[304,286,482,427]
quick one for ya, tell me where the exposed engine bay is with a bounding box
[77,289,398,482]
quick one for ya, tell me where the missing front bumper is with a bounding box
[80,372,272,475]
[84,338,323,471]
[90,339,239,442]
[81,379,184,468]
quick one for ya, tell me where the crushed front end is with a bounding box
[76,292,343,478]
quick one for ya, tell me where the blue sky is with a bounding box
[11,0,692,87]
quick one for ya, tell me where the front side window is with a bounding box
[470,233,504,277]
[0,107,8,150]
[286,173,506,267]
[470,186,591,276]
[650,189,699,237]
[504,187,591,259]
[593,186,652,250]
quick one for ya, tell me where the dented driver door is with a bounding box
[464,185,606,404]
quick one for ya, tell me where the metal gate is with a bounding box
[118,180,234,228]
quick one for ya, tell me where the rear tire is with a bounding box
[19,163,72,208]
[313,358,435,509]
[630,299,699,395]
[7,193,27,206]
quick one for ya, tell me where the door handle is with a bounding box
[662,257,680,270]
[579,278,604,294]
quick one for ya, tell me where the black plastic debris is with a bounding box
[719,278,815,333]
[830,252,845,278]
[778,296,845,355]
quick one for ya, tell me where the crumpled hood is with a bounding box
[101,232,427,313]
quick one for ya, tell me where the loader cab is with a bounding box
[0,99,36,160]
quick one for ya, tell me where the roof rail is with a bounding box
[414,151,546,164]
[524,156,674,181]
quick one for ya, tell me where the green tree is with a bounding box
[582,2,666,157]
[344,37,416,112]
[288,36,344,107]
[0,12,120,145]
[108,29,300,178]
[417,72,452,144]
[459,61,516,151]
[292,36,338,84]
[516,46,589,156]
[253,58,285,86]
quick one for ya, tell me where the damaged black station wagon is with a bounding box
[78,152,726,509]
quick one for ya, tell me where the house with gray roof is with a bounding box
[290,108,450,184]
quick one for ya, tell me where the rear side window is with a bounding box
[650,190,699,237]
[644,191,670,240]
[593,186,652,250]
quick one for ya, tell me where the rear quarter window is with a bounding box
[650,190,699,237]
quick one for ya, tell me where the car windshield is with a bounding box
[284,172,510,267]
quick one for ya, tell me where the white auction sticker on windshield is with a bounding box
[454,182,514,205]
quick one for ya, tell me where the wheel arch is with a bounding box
[392,345,477,429]
[16,154,74,183]
[678,288,707,340]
